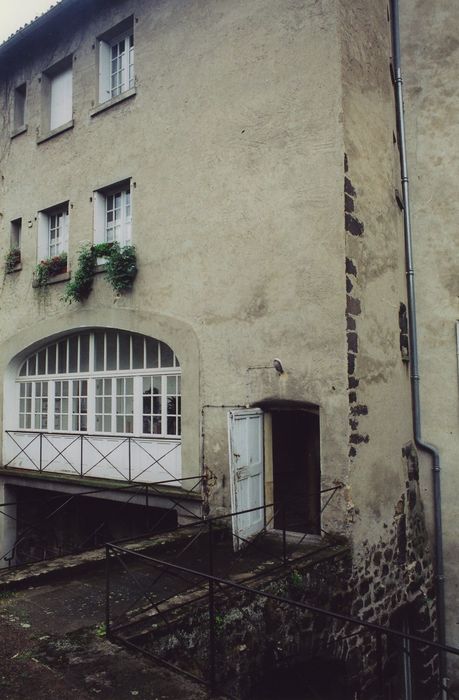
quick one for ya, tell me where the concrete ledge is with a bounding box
[90,88,136,118]
[37,119,74,144]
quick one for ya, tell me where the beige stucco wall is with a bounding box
[0,0,349,531]
[400,0,459,678]
[338,1,416,550]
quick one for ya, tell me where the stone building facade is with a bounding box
[0,0,454,695]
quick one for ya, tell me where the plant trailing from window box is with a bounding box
[62,243,96,303]
[5,247,21,273]
[104,242,137,294]
[34,252,67,287]
[63,241,137,303]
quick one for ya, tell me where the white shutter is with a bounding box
[37,213,49,261]
[93,191,106,243]
[98,41,111,103]
[124,191,132,245]
[50,67,72,130]
[61,211,69,255]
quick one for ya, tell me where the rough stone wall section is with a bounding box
[344,155,369,461]
[135,443,438,699]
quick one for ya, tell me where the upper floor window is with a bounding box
[13,83,26,131]
[94,181,131,245]
[41,57,73,133]
[10,218,22,251]
[98,18,134,104]
[37,202,69,261]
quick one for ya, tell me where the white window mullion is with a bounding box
[48,381,55,432]
[133,375,142,435]
[87,378,95,433]
[161,375,168,438]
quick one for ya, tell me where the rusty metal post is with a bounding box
[376,631,384,698]
[208,520,217,694]
[105,544,111,639]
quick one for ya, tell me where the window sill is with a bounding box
[32,270,71,288]
[6,263,22,274]
[90,88,136,118]
[37,119,74,145]
[11,125,28,139]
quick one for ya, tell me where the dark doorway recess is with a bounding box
[252,657,350,699]
[272,409,320,534]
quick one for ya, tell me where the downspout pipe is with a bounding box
[390,0,447,692]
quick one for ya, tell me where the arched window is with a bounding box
[17,330,181,438]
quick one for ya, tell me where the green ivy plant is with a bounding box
[62,243,96,303]
[34,253,67,288]
[104,242,137,294]
[5,247,21,273]
[63,242,137,303]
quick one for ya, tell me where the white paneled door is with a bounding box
[228,409,264,551]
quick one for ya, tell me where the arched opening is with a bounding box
[4,329,182,483]
[256,399,321,536]
[252,657,350,699]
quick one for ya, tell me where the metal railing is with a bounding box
[0,473,206,570]
[105,530,459,699]
[3,429,181,483]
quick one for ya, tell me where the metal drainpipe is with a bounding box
[390,0,447,694]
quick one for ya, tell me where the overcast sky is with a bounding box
[0,1,56,44]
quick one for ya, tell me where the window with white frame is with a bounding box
[94,182,131,245]
[13,83,26,131]
[17,330,181,438]
[37,203,69,261]
[98,18,134,104]
[41,57,73,133]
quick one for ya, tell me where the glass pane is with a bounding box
[69,336,78,373]
[152,416,161,434]
[104,398,111,412]
[153,376,161,393]
[19,362,27,377]
[126,397,133,414]
[145,339,158,368]
[62,416,68,430]
[95,415,102,431]
[132,335,144,369]
[153,396,161,413]
[167,397,176,414]
[116,416,123,432]
[126,377,133,393]
[28,355,36,376]
[80,334,89,372]
[80,415,87,431]
[104,416,111,431]
[143,396,151,412]
[47,344,56,374]
[37,349,46,375]
[167,376,176,394]
[106,331,117,370]
[96,398,103,413]
[119,333,130,369]
[19,415,24,428]
[58,341,67,374]
[20,384,25,397]
[143,416,151,433]
[167,417,176,435]
[94,331,105,371]
[96,379,103,395]
[143,377,151,393]
[160,342,174,368]
[116,378,123,394]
